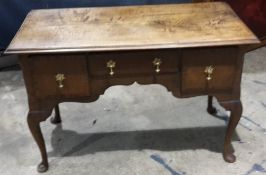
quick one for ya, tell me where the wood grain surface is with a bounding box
[5,2,259,54]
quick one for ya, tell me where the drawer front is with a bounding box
[89,49,180,76]
[30,54,90,98]
[181,47,238,95]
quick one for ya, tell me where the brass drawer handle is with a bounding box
[204,65,214,81]
[153,58,162,73]
[107,60,116,76]
[55,74,66,88]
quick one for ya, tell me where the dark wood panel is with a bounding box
[181,47,238,95]
[155,74,180,96]
[89,49,180,76]
[30,54,90,98]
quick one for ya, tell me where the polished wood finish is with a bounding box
[5,2,258,54]
[181,47,238,95]
[89,50,179,76]
[207,96,217,114]
[50,105,61,124]
[219,100,243,163]
[30,54,90,98]
[197,0,266,50]
[27,111,50,173]
[247,39,266,51]
[6,2,259,173]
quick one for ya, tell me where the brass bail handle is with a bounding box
[55,74,66,88]
[204,65,214,81]
[153,58,162,73]
[107,60,116,76]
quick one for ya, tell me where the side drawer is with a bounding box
[181,47,238,95]
[30,54,90,98]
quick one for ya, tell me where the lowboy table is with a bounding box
[5,2,259,173]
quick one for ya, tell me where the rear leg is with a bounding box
[207,95,217,115]
[50,104,62,124]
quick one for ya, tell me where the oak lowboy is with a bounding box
[5,2,259,173]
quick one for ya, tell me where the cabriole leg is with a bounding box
[220,100,243,163]
[27,112,49,173]
[50,104,62,124]
[207,95,217,114]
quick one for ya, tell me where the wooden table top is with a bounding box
[5,2,259,54]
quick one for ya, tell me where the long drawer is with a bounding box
[88,49,180,76]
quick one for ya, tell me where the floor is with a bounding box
[0,47,266,175]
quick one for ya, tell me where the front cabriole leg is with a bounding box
[219,100,243,163]
[27,111,50,173]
